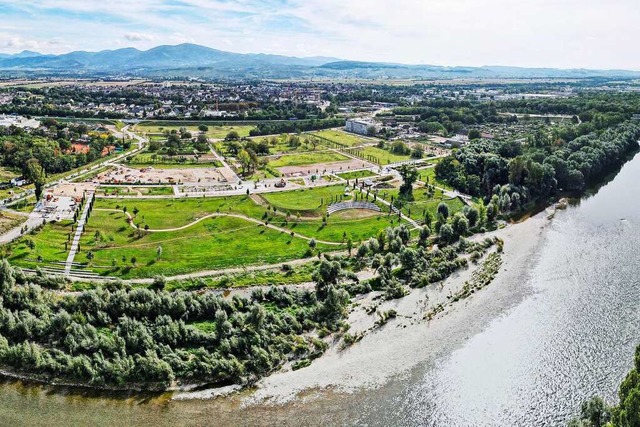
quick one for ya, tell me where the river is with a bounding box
[1,153,640,426]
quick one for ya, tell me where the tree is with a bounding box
[24,158,46,201]
[468,129,481,140]
[437,202,449,220]
[346,238,353,256]
[418,226,431,247]
[390,140,410,155]
[225,130,240,141]
[237,149,254,176]
[156,245,163,259]
[198,125,209,133]
[398,165,419,201]
[439,223,454,243]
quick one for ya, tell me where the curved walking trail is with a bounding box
[94,209,342,246]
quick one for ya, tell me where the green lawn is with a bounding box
[135,124,255,140]
[336,169,377,180]
[97,186,175,196]
[126,153,222,168]
[310,130,373,147]
[377,186,466,223]
[268,151,350,168]
[356,146,412,165]
[261,185,347,213]
[418,167,453,190]
[9,220,74,267]
[0,166,20,182]
[93,196,266,229]
[78,211,332,279]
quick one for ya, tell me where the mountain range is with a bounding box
[1,43,639,80]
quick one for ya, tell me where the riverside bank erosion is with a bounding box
[176,207,553,405]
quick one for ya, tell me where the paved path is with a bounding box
[0,210,42,245]
[64,192,94,276]
[355,187,420,229]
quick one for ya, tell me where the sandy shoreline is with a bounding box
[174,207,554,406]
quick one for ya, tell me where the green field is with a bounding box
[9,220,74,267]
[135,124,255,139]
[0,167,20,182]
[311,129,372,147]
[97,186,175,196]
[418,167,453,190]
[356,146,412,165]
[262,185,347,213]
[268,151,350,168]
[336,169,377,180]
[7,186,419,278]
[78,211,330,278]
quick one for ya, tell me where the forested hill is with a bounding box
[2,44,640,79]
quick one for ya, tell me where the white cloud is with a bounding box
[124,32,155,42]
[0,0,639,69]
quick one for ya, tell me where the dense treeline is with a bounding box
[0,261,348,390]
[435,122,640,214]
[0,121,120,178]
[249,118,343,136]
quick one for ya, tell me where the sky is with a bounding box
[0,0,639,70]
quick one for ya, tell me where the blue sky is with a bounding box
[0,0,639,69]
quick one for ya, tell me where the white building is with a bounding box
[345,119,378,136]
[0,114,40,129]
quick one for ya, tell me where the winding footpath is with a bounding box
[94,209,343,246]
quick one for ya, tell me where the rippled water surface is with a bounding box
[1,153,640,426]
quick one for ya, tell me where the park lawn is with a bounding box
[9,220,74,268]
[0,211,25,234]
[311,130,372,147]
[136,124,255,140]
[268,150,349,168]
[0,166,20,182]
[126,153,222,168]
[357,146,412,165]
[92,196,267,229]
[418,167,453,190]
[273,212,405,243]
[336,169,377,180]
[261,185,348,214]
[79,213,331,279]
[97,186,175,196]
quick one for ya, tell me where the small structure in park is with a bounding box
[274,179,287,188]
[327,201,381,215]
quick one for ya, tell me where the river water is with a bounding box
[1,153,640,426]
